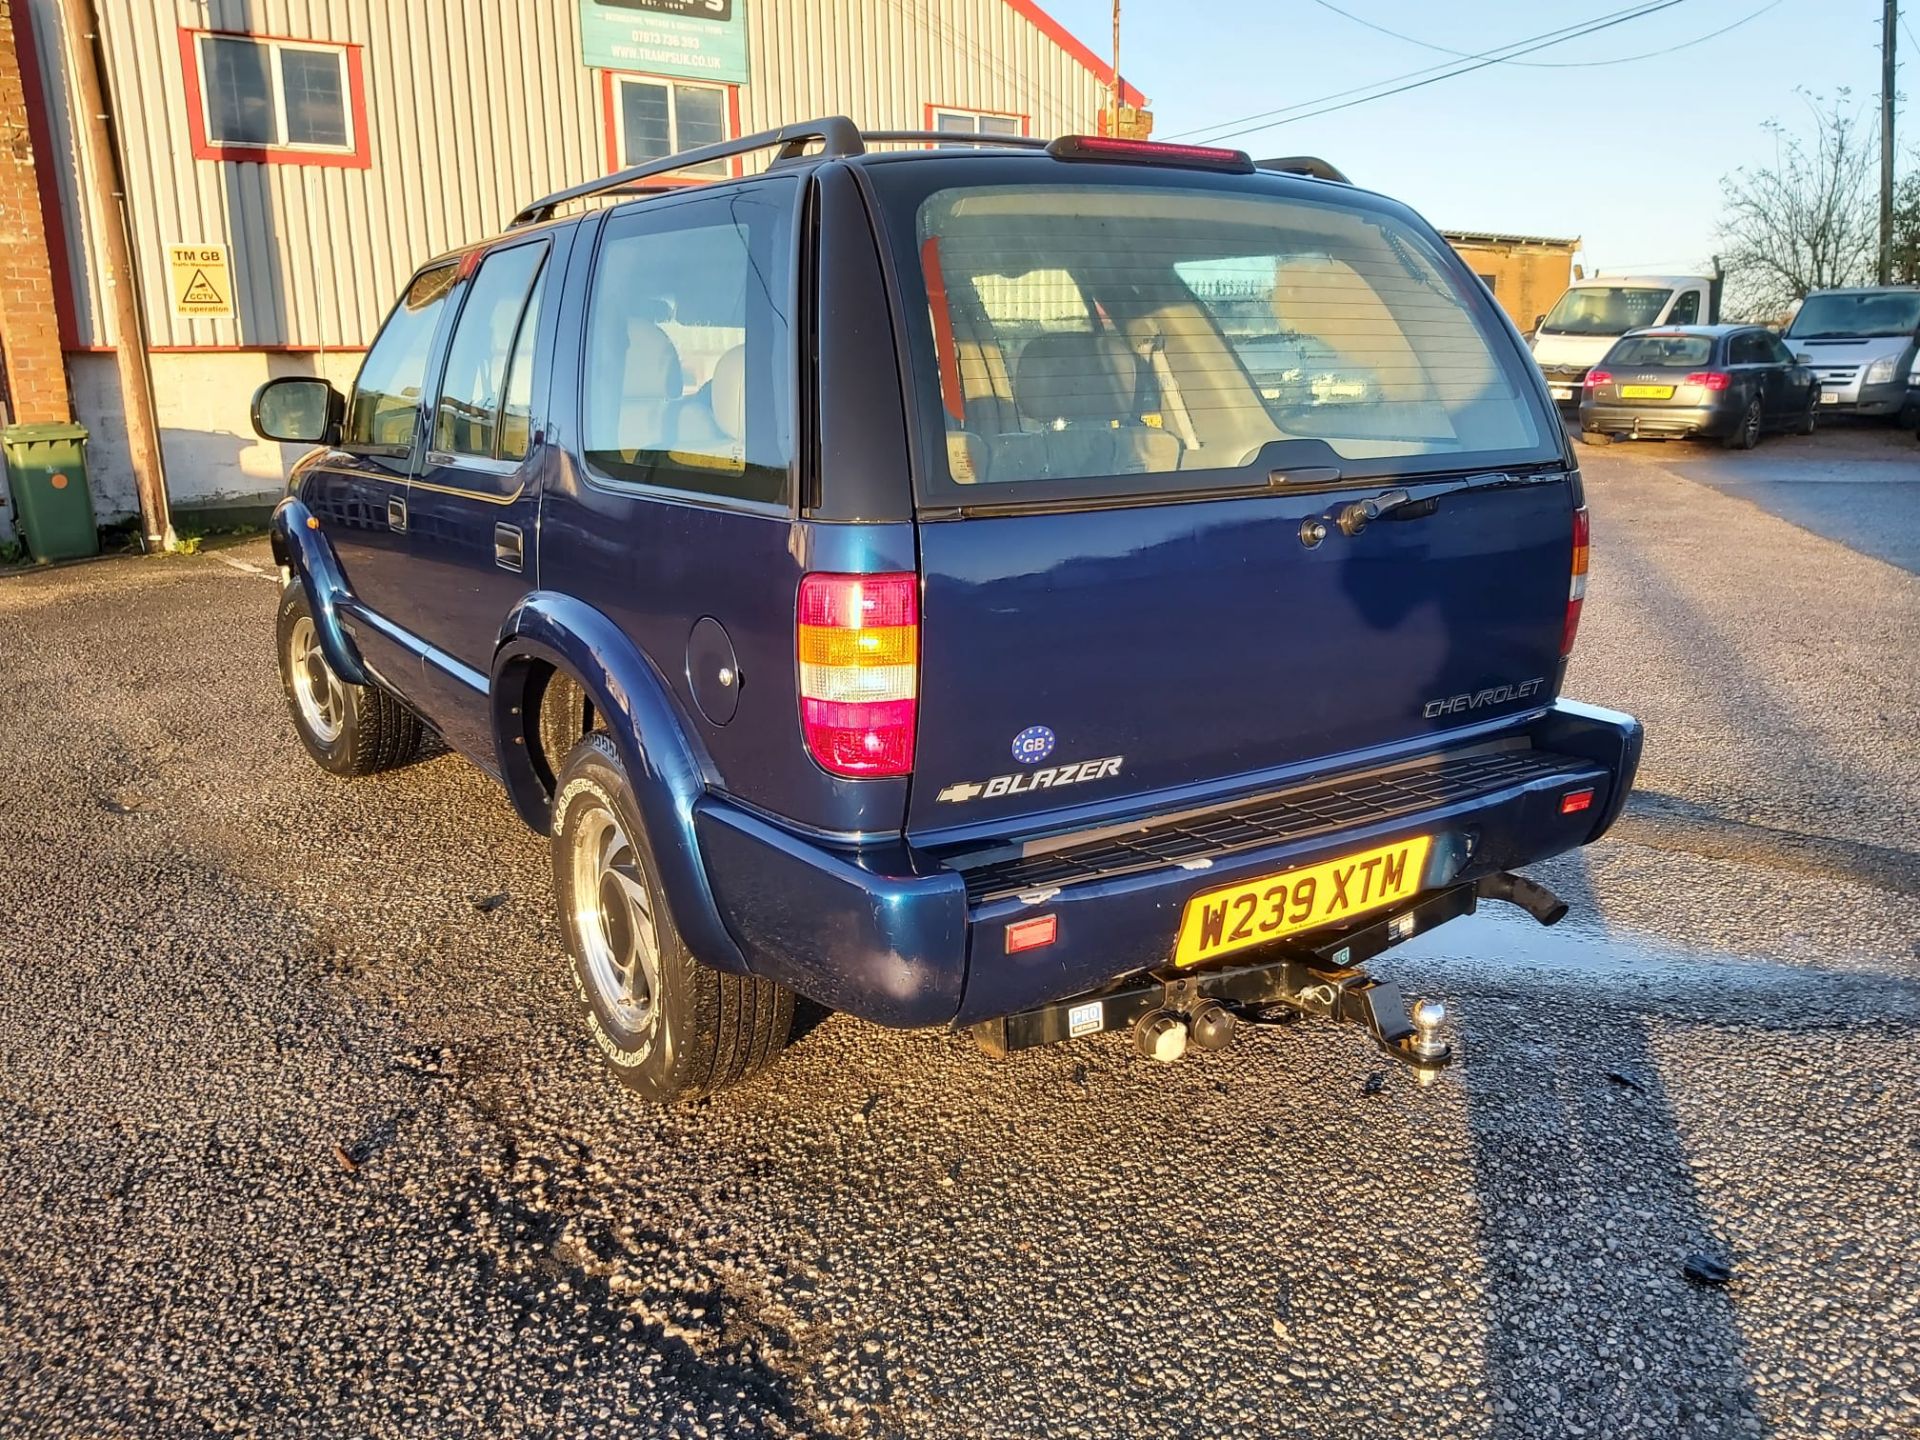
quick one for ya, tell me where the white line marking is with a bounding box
[212,553,276,582]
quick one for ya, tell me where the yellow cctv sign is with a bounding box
[168,244,233,318]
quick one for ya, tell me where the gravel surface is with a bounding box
[1,446,1916,1438]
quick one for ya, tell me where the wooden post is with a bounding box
[56,0,172,548]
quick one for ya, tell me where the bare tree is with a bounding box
[1716,91,1878,319]
[1893,161,1920,286]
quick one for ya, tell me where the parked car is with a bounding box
[1782,285,1920,418]
[251,119,1641,1103]
[1530,272,1723,408]
[1578,324,1818,448]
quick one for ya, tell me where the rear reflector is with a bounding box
[1562,506,1590,657]
[797,572,918,777]
[1046,134,1255,173]
[1005,914,1058,953]
[1560,788,1595,815]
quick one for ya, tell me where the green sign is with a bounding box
[579,0,749,84]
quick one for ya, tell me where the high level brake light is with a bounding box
[1562,507,1590,657]
[1045,134,1255,173]
[1683,371,1732,391]
[797,573,918,777]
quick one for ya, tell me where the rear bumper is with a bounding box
[1581,399,1733,438]
[694,701,1642,1030]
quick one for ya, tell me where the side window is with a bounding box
[1665,290,1700,325]
[346,266,458,451]
[1767,334,1798,366]
[1731,332,1766,366]
[432,243,548,460]
[580,185,795,506]
[499,268,547,462]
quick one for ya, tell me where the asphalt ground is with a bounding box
[1580,418,1920,574]
[1,443,1916,1439]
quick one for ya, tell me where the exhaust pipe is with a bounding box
[1477,871,1569,927]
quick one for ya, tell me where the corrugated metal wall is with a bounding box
[35,0,1121,350]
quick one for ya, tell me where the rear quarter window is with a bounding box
[895,177,1548,501]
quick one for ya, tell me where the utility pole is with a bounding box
[1109,0,1121,134]
[57,0,172,549]
[1881,0,1897,285]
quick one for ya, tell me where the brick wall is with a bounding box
[0,0,69,425]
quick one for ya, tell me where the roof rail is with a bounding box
[509,116,865,227]
[861,130,1050,149]
[1257,156,1351,184]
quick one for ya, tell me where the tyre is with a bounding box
[276,585,423,776]
[1724,398,1763,450]
[550,732,793,1102]
[1799,399,1817,436]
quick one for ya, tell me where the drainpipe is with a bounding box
[55,0,172,550]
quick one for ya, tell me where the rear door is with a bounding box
[871,163,1573,837]
[406,232,565,752]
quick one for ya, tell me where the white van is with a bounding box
[1530,274,1721,404]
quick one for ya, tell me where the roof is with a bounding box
[1572,273,1715,288]
[1796,285,1920,296]
[1441,229,1580,249]
[1622,324,1752,337]
[1004,0,1148,109]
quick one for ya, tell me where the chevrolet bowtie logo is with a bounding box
[936,781,985,803]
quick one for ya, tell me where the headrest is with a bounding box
[622,318,683,400]
[709,345,746,442]
[1014,332,1138,424]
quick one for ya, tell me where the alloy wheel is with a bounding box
[570,803,662,1034]
[289,615,346,743]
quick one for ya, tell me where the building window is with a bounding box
[180,29,369,167]
[607,73,735,178]
[926,105,1027,139]
[1476,273,1498,295]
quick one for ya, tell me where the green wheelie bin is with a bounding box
[2,421,97,561]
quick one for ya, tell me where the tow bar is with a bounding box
[969,872,1568,1080]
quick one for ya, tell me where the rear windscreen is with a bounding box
[1605,333,1713,367]
[906,182,1545,494]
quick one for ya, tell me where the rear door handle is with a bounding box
[387,496,407,533]
[494,522,524,573]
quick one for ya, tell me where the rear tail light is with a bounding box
[797,572,918,777]
[1583,370,1611,389]
[1562,506,1589,656]
[1684,371,1732,391]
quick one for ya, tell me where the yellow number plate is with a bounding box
[1619,384,1673,399]
[1173,836,1432,968]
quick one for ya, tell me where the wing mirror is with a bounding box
[251,376,344,445]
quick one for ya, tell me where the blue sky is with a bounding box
[1046,0,1902,275]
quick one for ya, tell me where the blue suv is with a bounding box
[253,120,1641,1101]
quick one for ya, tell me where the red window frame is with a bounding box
[599,70,743,182]
[178,27,370,169]
[923,102,1031,138]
